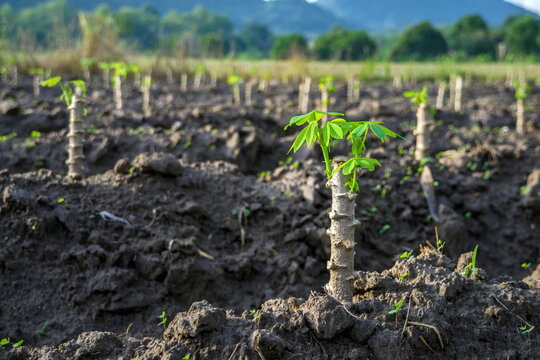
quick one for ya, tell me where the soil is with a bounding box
[0,76,538,359]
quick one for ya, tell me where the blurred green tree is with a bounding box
[390,21,448,61]
[503,15,540,56]
[271,33,308,59]
[447,14,496,59]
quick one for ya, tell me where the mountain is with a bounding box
[0,0,341,36]
[317,0,536,31]
[1,0,537,34]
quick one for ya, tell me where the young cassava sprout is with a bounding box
[318,76,335,115]
[285,110,398,302]
[514,80,531,135]
[41,76,87,179]
[227,75,242,105]
[404,86,433,161]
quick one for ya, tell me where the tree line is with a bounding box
[0,0,539,61]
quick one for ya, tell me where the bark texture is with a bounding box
[142,75,152,118]
[454,76,463,112]
[415,104,429,161]
[67,87,85,179]
[516,98,525,135]
[324,162,359,303]
[436,82,446,110]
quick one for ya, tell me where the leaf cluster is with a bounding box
[41,76,86,107]
[285,110,398,192]
[514,80,531,100]
[318,76,335,94]
[403,86,429,106]
[227,74,242,86]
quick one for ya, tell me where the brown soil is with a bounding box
[0,76,538,359]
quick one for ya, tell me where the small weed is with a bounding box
[379,224,391,234]
[183,140,192,148]
[388,300,404,315]
[157,311,167,327]
[0,132,17,142]
[128,167,135,175]
[56,198,65,204]
[12,340,23,348]
[257,171,270,178]
[519,325,534,335]
[463,245,479,276]
[182,354,196,360]
[0,338,9,347]
[399,272,409,281]
[250,309,261,321]
[521,262,532,269]
[400,250,413,259]
[464,212,473,219]
[35,160,45,168]
[36,320,50,335]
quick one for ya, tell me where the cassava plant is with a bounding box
[80,58,96,83]
[404,86,433,161]
[285,110,398,302]
[298,77,311,113]
[453,75,463,112]
[111,62,136,113]
[141,74,153,118]
[41,76,87,179]
[227,75,242,105]
[193,64,206,90]
[29,68,45,97]
[98,61,114,89]
[514,79,531,135]
[7,58,17,86]
[318,76,335,116]
[435,81,447,110]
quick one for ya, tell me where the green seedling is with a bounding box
[399,272,409,281]
[0,338,9,347]
[12,340,23,348]
[157,311,167,327]
[182,354,195,360]
[36,320,50,335]
[0,132,17,143]
[519,325,534,334]
[388,300,404,315]
[56,198,65,204]
[514,80,531,101]
[285,109,398,302]
[250,309,261,321]
[521,262,532,269]
[463,245,479,276]
[400,250,413,259]
[379,224,391,234]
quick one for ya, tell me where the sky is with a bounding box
[305,0,540,14]
[507,0,540,13]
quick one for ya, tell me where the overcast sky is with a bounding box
[507,0,540,13]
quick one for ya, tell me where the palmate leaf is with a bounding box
[328,122,344,138]
[350,124,368,138]
[41,76,62,87]
[285,111,315,129]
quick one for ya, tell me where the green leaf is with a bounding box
[285,111,315,129]
[41,76,62,87]
[305,123,318,147]
[403,91,416,98]
[356,159,375,171]
[378,125,399,138]
[329,123,344,139]
[322,123,331,147]
[288,125,310,153]
[351,124,368,138]
[369,124,386,142]
[315,111,343,116]
[342,159,357,175]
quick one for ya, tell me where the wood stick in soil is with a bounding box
[324,161,360,303]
